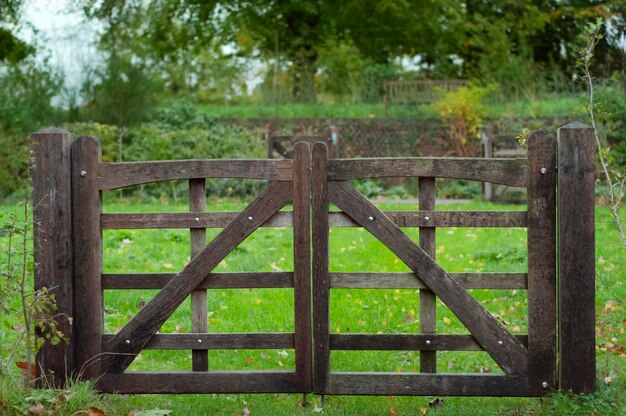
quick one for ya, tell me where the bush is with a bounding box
[595,81,626,169]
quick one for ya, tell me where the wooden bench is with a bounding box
[383,79,470,117]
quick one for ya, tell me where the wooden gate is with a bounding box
[310,133,557,396]
[32,124,596,396]
[69,137,311,393]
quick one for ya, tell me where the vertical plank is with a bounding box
[293,142,312,390]
[419,177,437,373]
[527,131,557,391]
[557,122,596,393]
[482,128,494,201]
[31,128,74,386]
[72,136,103,380]
[190,178,208,371]
[312,142,330,394]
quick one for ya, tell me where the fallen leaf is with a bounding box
[16,361,36,379]
[447,360,454,369]
[389,407,397,415]
[428,397,444,407]
[603,376,613,384]
[28,403,45,415]
[512,325,521,333]
[420,407,428,414]
[88,407,107,416]
[313,405,324,413]
[244,358,254,365]
[442,317,451,325]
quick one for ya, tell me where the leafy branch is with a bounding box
[574,18,626,248]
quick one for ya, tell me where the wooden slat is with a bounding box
[98,159,293,190]
[102,333,294,350]
[102,182,292,373]
[419,177,436,373]
[327,158,528,187]
[526,131,557,390]
[312,142,330,394]
[102,272,294,289]
[557,123,596,393]
[324,373,536,396]
[330,334,528,351]
[31,128,74,385]
[96,371,302,394]
[72,136,104,380]
[328,181,528,375]
[292,142,312,390]
[189,178,207,371]
[101,210,526,229]
[330,272,527,289]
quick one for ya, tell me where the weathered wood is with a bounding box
[102,182,293,373]
[419,177,436,373]
[31,128,74,385]
[102,272,295,289]
[292,142,312,390]
[526,131,557,390]
[102,333,294,350]
[328,181,528,375]
[98,159,293,190]
[330,334,528,351]
[71,136,103,380]
[101,210,526,229]
[324,373,535,396]
[327,158,528,187]
[330,272,527,289]
[97,371,302,394]
[557,123,596,393]
[189,178,208,371]
[101,211,293,229]
[312,142,330,394]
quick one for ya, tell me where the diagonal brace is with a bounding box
[102,181,293,373]
[328,181,528,374]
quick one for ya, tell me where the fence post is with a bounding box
[72,136,103,380]
[31,127,75,386]
[557,122,596,393]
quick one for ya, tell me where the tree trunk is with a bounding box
[291,47,317,103]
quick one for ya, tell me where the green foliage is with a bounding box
[433,84,494,156]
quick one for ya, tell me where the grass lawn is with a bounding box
[197,95,580,120]
[1,194,625,415]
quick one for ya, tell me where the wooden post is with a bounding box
[293,142,312,390]
[482,127,494,201]
[31,128,74,386]
[526,131,557,391]
[419,177,436,373]
[312,142,329,394]
[329,125,339,159]
[72,136,103,380]
[557,122,596,393]
[265,123,274,159]
[190,179,208,371]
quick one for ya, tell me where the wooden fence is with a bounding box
[32,123,596,396]
[383,79,470,117]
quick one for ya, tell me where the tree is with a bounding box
[0,0,33,63]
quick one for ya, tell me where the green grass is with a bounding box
[1,196,625,415]
[198,95,580,119]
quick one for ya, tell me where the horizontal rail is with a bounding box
[101,211,293,229]
[330,272,527,289]
[330,334,528,351]
[327,158,528,187]
[324,373,535,396]
[98,159,293,190]
[101,210,526,229]
[102,333,294,350]
[102,272,294,289]
[96,371,302,394]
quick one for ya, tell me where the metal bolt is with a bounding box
[194,217,200,222]
[425,340,431,345]
[125,339,131,345]
[540,167,547,175]
[248,216,253,221]
[197,339,202,344]
[80,170,87,177]
[424,216,430,221]
[541,381,549,389]
[497,340,503,345]
[368,216,374,221]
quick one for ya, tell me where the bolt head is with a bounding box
[80,170,87,177]
[194,217,200,221]
[248,216,253,221]
[368,216,374,221]
[541,381,549,389]
[125,339,131,345]
[540,167,547,174]
[424,216,430,221]
[497,340,503,345]
[197,339,202,343]
[425,340,431,345]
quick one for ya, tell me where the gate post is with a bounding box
[557,122,596,393]
[31,128,75,386]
